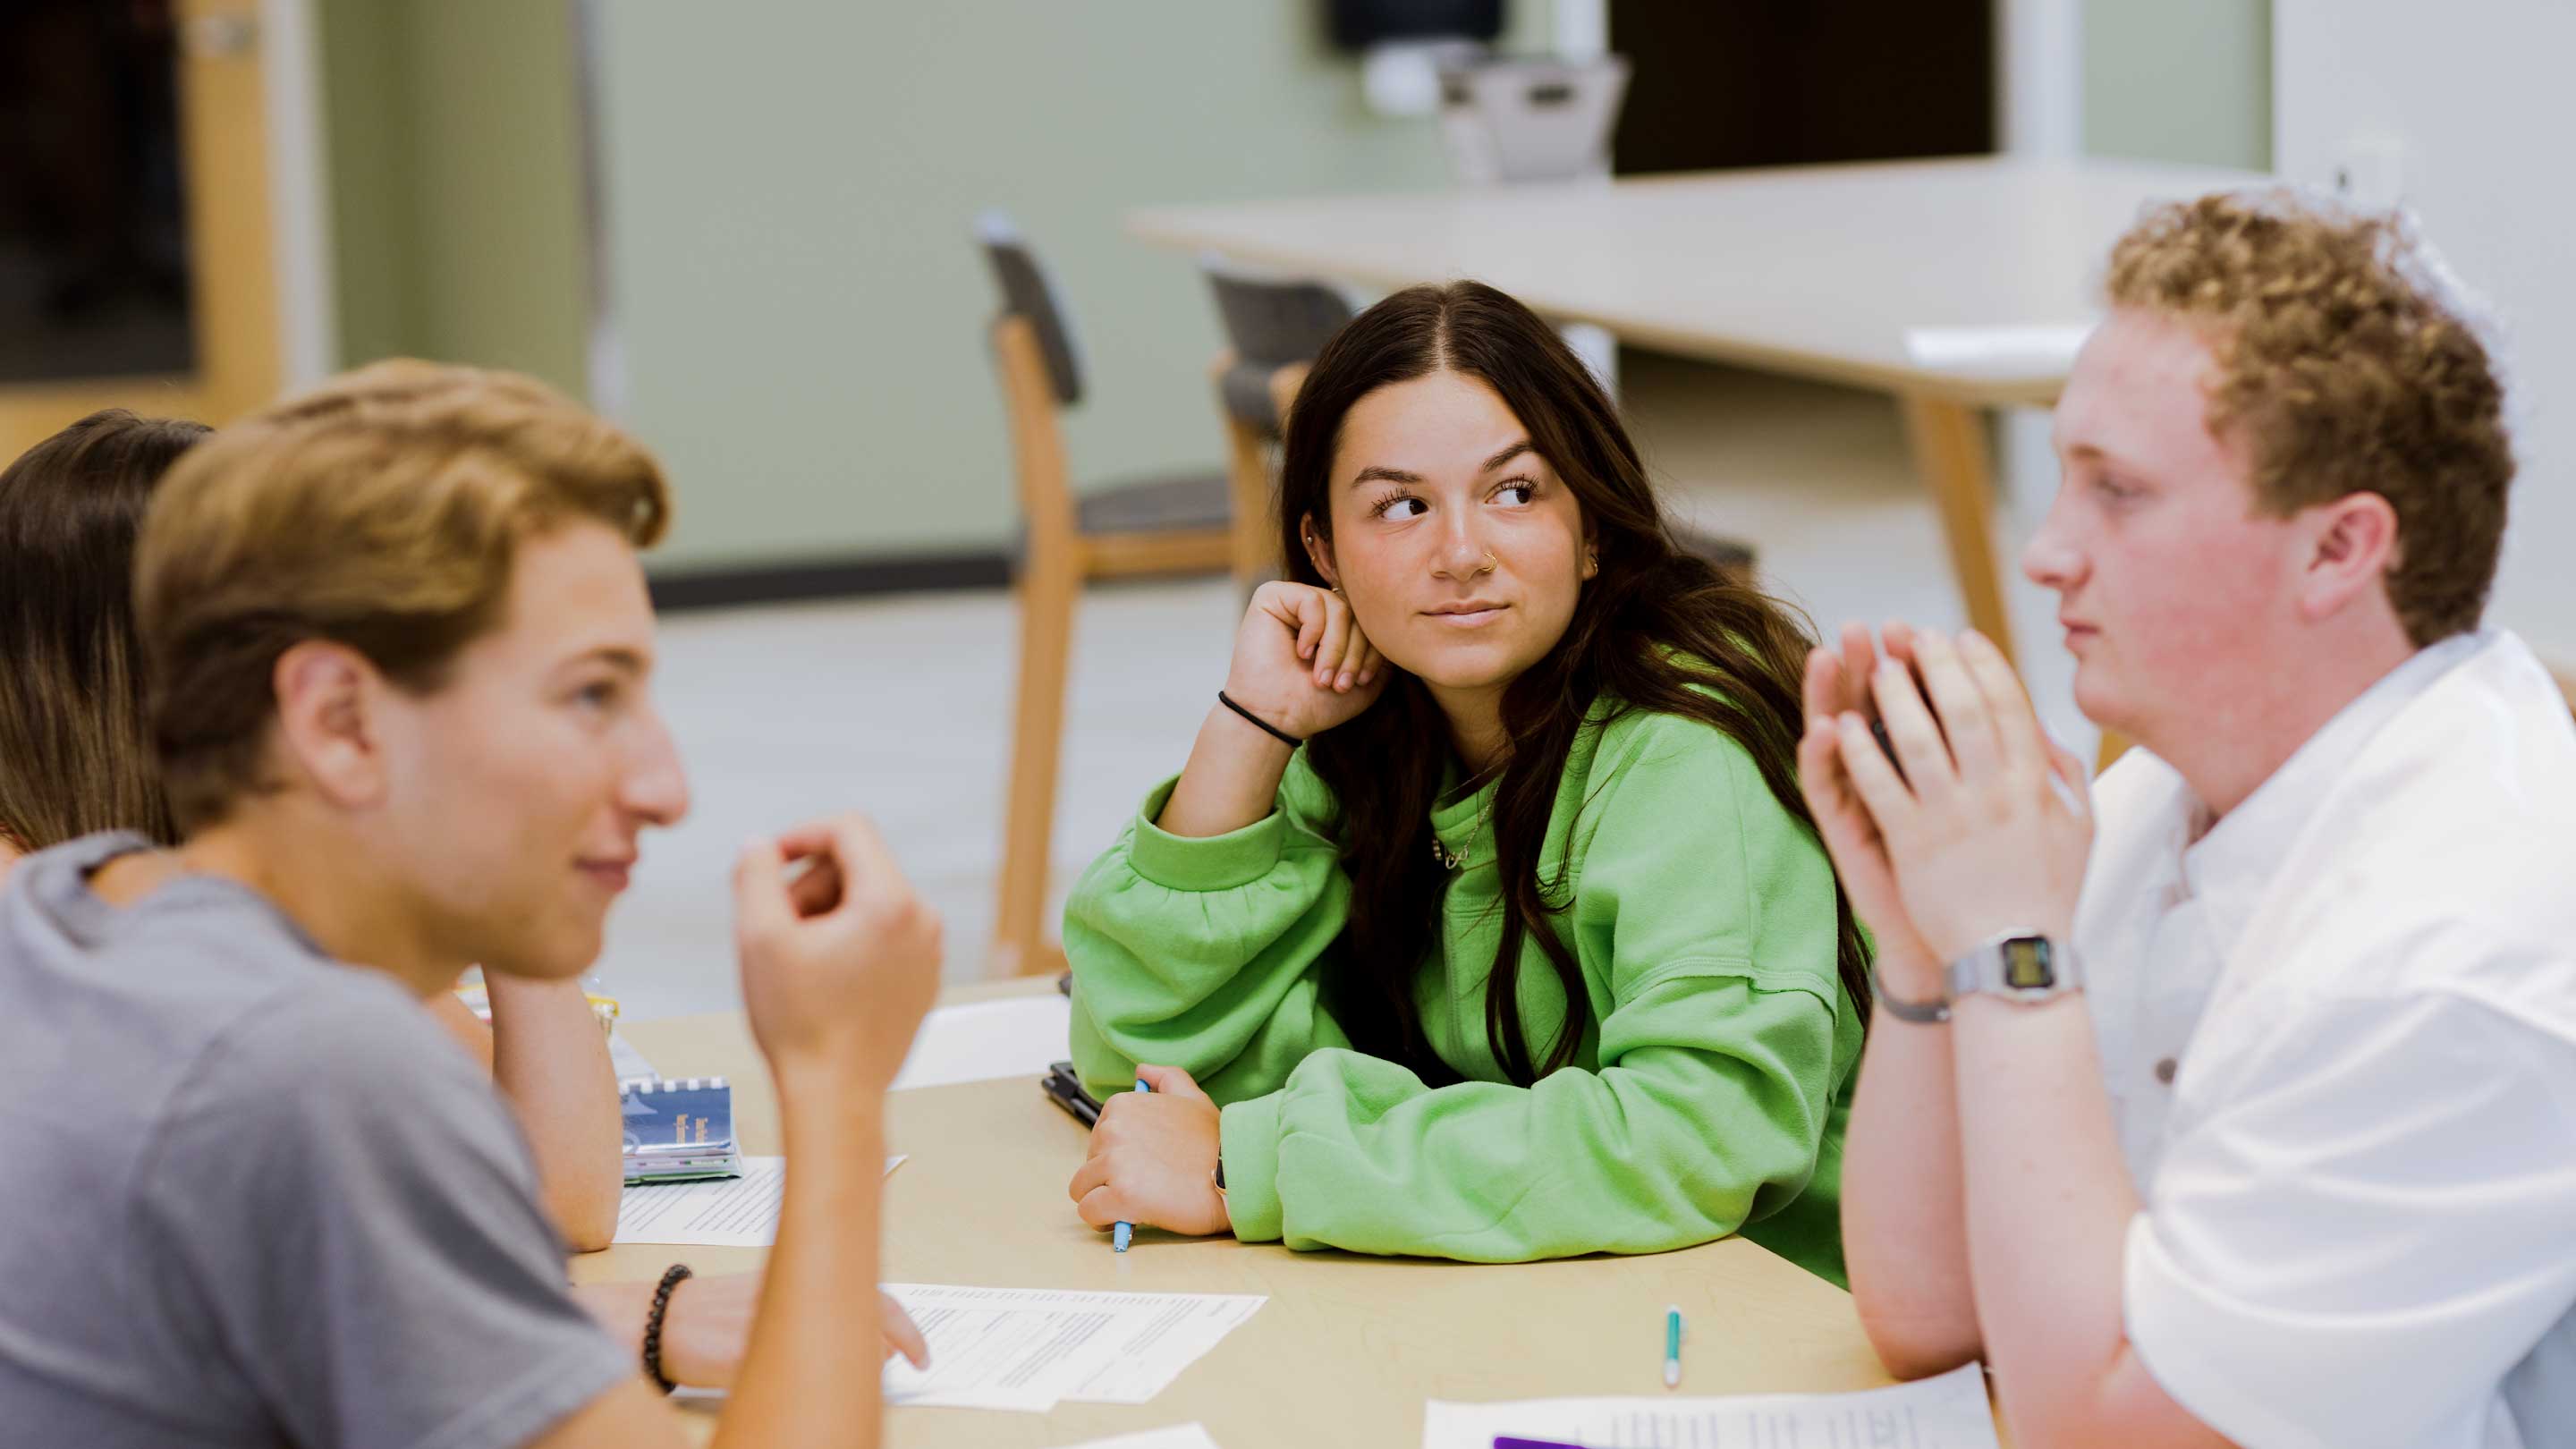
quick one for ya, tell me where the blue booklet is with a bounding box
[620,1076,743,1184]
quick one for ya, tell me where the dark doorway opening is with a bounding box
[1610,1,1996,177]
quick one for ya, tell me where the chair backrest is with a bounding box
[1204,264,1358,436]
[1436,55,1631,185]
[1206,267,1357,366]
[976,210,1086,407]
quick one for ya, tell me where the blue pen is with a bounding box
[1112,1076,1148,1252]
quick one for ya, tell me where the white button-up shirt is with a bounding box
[2073,630,2576,1449]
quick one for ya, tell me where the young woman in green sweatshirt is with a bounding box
[1063,282,1869,1284]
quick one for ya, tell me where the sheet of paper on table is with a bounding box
[1422,1360,1999,1449]
[888,993,1074,1091]
[1902,322,2096,374]
[1056,1426,1223,1449]
[613,1155,907,1247]
[882,1284,1266,1413]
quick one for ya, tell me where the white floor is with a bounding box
[595,354,2088,1021]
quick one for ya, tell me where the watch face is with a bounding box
[2002,936,2055,990]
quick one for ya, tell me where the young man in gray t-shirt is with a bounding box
[0,362,941,1449]
[1,835,632,1449]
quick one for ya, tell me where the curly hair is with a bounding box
[2105,191,2513,645]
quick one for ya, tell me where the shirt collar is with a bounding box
[2182,630,2489,947]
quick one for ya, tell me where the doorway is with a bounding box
[1610,0,1995,175]
[0,0,282,456]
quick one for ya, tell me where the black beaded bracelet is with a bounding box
[1217,691,1302,748]
[642,1262,694,1394]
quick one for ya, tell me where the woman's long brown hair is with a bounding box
[1277,282,1870,1087]
[0,409,208,852]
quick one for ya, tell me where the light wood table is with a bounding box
[583,982,1935,1447]
[1130,156,2267,664]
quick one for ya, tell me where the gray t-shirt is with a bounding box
[0,833,634,1449]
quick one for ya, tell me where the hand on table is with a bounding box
[1827,628,2094,965]
[653,1275,928,1387]
[1068,1063,1230,1239]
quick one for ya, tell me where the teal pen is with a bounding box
[1112,1077,1148,1252]
[1663,1303,1683,1388]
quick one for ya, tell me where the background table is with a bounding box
[583,983,1930,1447]
[1130,157,2266,663]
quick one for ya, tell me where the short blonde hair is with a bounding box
[2106,191,2512,646]
[136,360,671,832]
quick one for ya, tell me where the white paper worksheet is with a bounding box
[880,1284,1266,1412]
[888,994,1074,1091]
[1422,1360,2000,1449]
[1055,1426,1223,1449]
[613,1156,908,1247]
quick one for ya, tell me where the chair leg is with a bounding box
[995,558,1078,977]
[1222,416,1275,601]
[1897,393,2019,665]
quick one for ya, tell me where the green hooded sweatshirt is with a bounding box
[1065,696,1861,1285]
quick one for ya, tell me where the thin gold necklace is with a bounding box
[1430,779,1499,872]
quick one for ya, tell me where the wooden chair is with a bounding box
[1204,267,1359,586]
[981,216,1240,977]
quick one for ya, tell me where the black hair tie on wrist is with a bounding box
[642,1262,693,1394]
[1217,691,1302,748]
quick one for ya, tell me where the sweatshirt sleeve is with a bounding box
[1216,716,1852,1263]
[1063,755,1357,1105]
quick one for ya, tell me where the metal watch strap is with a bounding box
[1868,962,1950,1024]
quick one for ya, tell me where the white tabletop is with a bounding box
[1131,156,2271,405]
[591,984,1940,1446]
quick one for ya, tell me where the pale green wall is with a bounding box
[591,3,1560,568]
[319,4,2273,568]
[318,0,419,369]
[2083,0,2273,171]
[318,0,589,398]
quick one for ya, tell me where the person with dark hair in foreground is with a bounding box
[0,408,208,863]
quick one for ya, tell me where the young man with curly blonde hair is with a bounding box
[1804,192,2575,1448]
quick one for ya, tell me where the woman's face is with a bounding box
[1304,369,1593,697]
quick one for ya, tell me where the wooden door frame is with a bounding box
[0,0,292,454]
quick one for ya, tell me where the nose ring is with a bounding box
[1477,550,1497,575]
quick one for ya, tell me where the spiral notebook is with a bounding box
[620,1076,741,1184]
